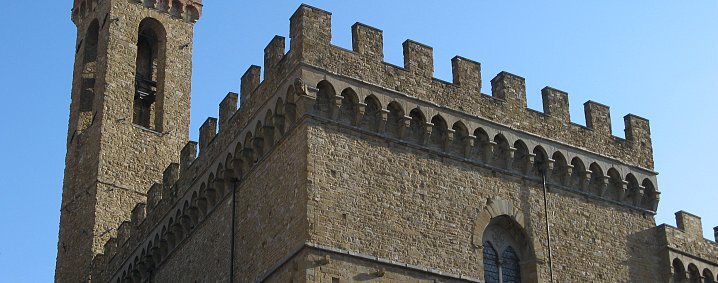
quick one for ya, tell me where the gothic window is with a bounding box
[501,247,522,283]
[133,18,165,130]
[483,242,500,283]
[482,215,531,283]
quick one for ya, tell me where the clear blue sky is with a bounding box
[0,1,716,282]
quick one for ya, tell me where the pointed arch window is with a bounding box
[482,215,531,283]
[133,18,166,130]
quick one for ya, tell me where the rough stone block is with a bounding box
[219,92,238,131]
[403,40,434,78]
[263,36,286,81]
[240,65,261,106]
[352,23,383,60]
[491,71,527,109]
[584,101,612,135]
[451,56,481,91]
[541,87,570,122]
[675,211,703,237]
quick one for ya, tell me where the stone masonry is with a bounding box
[57,2,718,282]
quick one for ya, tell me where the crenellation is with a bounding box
[351,23,384,60]
[451,56,482,92]
[675,211,703,237]
[403,40,434,78]
[147,183,163,209]
[491,71,527,109]
[624,114,652,148]
[131,203,147,227]
[198,117,218,152]
[219,92,238,131]
[289,4,332,56]
[162,163,180,197]
[117,221,131,246]
[264,36,286,81]
[714,227,718,242]
[584,100,612,135]
[180,141,198,173]
[541,87,570,122]
[240,65,261,107]
[103,238,117,261]
[62,4,715,283]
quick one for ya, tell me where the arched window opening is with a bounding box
[185,5,200,23]
[482,215,533,283]
[703,269,715,283]
[157,0,169,11]
[143,0,157,9]
[493,135,511,168]
[606,168,624,201]
[625,174,641,206]
[386,102,404,139]
[264,110,276,147]
[512,141,530,173]
[688,264,701,283]
[673,258,687,283]
[170,0,183,18]
[78,20,100,131]
[408,108,425,144]
[253,123,265,159]
[338,89,357,124]
[589,163,606,197]
[451,122,468,155]
[569,157,586,190]
[551,152,569,185]
[474,128,491,162]
[642,179,658,211]
[274,98,286,136]
[314,81,334,117]
[429,115,447,149]
[532,146,549,177]
[362,95,381,131]
[133,18,166,130]
[243,133,255,167]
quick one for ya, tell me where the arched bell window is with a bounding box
[77,19,100,131]
[80,20,99,111]
[133,18,166,130]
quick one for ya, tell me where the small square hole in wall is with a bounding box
[332,277,340,283]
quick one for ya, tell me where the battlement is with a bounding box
[72,0,202,24]
[658,211,718,281]
[90,4,664,281]
[279,4,654,169]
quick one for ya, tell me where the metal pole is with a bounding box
[542,172,555,283]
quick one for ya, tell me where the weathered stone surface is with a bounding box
[58,2,718,283]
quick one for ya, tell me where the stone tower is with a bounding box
[55,0,201,281]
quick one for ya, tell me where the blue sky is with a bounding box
[1,1,716,282]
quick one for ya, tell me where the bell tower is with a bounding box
[55,0,202,281]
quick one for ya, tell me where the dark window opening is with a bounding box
[132,18,165,130]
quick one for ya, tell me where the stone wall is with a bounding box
[304,120,662,282]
